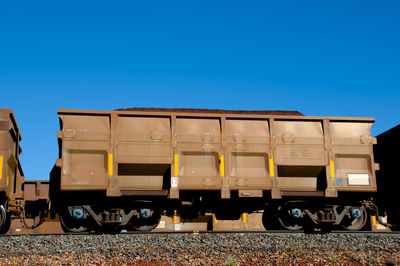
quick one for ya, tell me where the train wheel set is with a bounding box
[0,108,396,234]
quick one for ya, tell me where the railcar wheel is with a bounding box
[59,209,88,233]
[342,207,368,231]
[276,205,303,231]
[261,207,280,230]
[129,209,161,231]
[0,205,11,234]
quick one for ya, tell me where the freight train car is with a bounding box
[50,108,379,233]
[374,124,400,230]
[0,109,49,234]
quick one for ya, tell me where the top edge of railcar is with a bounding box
[57,108,375,122]
[116,108,304,116]
[0,108,14,113]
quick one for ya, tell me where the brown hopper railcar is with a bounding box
[0,109,49,233]
[50,108,379,233]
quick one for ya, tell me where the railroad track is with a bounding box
[3,230,399,237]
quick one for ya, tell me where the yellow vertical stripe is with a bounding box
[372,216,377,227]
[0,156,3,180]
[269,155,274,177]
[243,213,247,224]
[174,154,179,176]
[214,216,218,224]
[173,210,178,224]
[220,155,225,177]
[108,153,113,176]
[330,157,335,178]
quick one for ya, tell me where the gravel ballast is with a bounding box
[0,232,399,265]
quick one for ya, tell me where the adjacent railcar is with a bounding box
[0,108,24,233]
[50,108,378,233]
[0,109,48,234]
[374,124,400,230]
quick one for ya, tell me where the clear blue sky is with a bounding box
[1,1,399,180]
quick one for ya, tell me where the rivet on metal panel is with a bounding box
[220,155,225,177]
[0,155,3,180]
[233,134,245,143]
[269,155,274,177]
[282,133,295,143]
[174,154,179,176]
[201,132,215,142]
[108,153,113,176]
[234,143,247,151]
[237,178,246,187]
[329,157,335,178]
[63,129,76,138]
[151,131,163,140]
[201,143,214,151]
[204,178,214,186]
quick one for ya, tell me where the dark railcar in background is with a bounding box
[375,124,400,230]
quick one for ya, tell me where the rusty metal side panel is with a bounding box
[176,118,222,189]
[226,119,272,190]
[117,116,171,190]
[274,120,326,191]
[330,122,377,192]
[59,114,110,190]
[274,121,326,165]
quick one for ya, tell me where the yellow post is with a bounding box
[108,153,113,176]
[243,213,247,224]
[269,155,274,177]
[173,210,178,224]
[0,156,3,180]
[371,215,377,227]
[214,216,218,224]
[174,154,179,176]
[329,157,335,178]
[220,155,225,177]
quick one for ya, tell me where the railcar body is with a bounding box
[0,109,48,233]
[50,108,378,233]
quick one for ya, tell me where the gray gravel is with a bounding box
[0,232,399,265]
